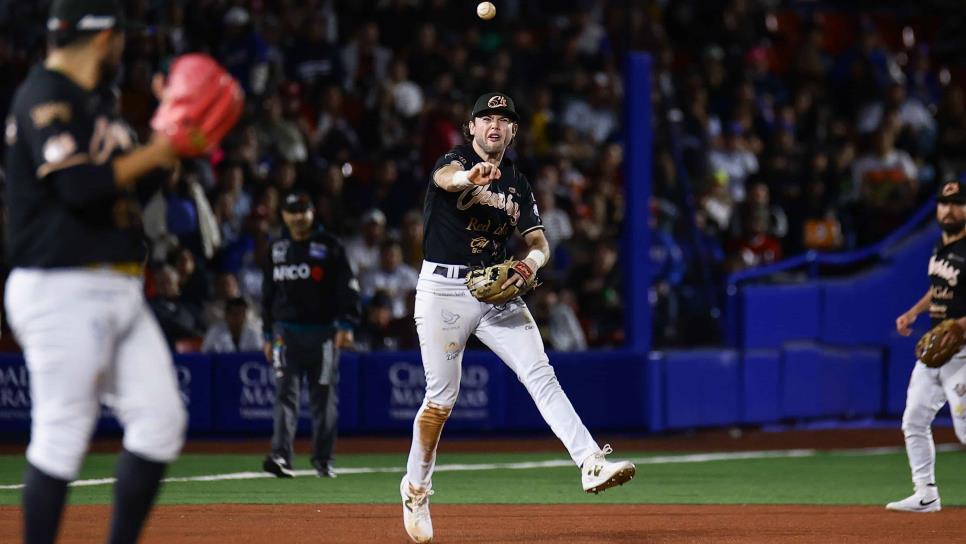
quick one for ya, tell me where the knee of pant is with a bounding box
[424,377,459,407]
[901,406,933,436]
[123,403,187,463]
[27,422,96,481]
[521,358,558,394]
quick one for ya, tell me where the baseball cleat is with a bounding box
[581,444,636,494]
[886,485,941,512]
[401,477,434,543]
[262,455,295,478]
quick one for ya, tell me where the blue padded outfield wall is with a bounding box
[0,339,915,436]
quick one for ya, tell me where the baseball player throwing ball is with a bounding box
[888,179,966,512]
[4,1,241,542]
[399,92,635,543]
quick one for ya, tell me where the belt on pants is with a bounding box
[433,265,470,279]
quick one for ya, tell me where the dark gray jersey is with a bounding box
[929,236,966,326]
[423,144,543,267]
[4,65,147,268]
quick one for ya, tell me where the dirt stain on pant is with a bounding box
[419,402,452,462]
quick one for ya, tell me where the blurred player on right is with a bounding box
[889,179,966,512]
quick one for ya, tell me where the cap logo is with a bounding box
[943,183,960,197]
[487,95,508,108]
[76,15,117,30]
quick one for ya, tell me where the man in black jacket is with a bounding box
[261,191,361,478]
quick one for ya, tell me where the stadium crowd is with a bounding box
[0,1,964,349]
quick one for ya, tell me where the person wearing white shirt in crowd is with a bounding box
[359,240,418,319]
[202,297,263,353]
[709,122,759,203]
[345,208,386,275]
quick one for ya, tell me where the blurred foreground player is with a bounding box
[3,1,242,541]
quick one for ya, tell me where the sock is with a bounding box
[107,450,167,544]
[22,463,70,544]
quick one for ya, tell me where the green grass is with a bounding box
[0,449,964,507]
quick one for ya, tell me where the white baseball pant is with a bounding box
[900,351,966,487]
[405,261,600,489]
[5,268,186,481]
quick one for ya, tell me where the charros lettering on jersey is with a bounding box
[929,256,960,287]
[456,185,521,225]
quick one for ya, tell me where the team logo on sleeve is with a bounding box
[309,242,328,259]
[272,241,290,263]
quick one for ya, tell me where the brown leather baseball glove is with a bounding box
[916,319,965,368]
[465,260,538,305]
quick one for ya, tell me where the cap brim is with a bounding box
[474,108,519,122]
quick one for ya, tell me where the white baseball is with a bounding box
[477,1,496,20]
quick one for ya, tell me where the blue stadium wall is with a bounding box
[0,224,935,436]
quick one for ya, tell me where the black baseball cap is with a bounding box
[282,192,314,213]
[47,0,142,36]
[938,180,966,204]
[471,92,519,122]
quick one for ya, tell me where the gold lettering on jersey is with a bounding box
[466,217,492,232]
[456,186,521,225]
[29,102,72,128]
[933,286,955,301]
[89,116,134,164]
[470,236,489,254]
[931,303,948,320]
[493,223,510,236]
[929,256,960,287]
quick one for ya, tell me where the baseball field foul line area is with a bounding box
[0,445,964,542]
[0,445,954,491]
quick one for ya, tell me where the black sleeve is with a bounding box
[333,243,362,329]
[430,148,471,186]
[516,174,544,235]
[20,101,118,208]
[261,243,275,341]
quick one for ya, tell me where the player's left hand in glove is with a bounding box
[466,260,538,305]
[916,318,965,368]
[151,53,244,157]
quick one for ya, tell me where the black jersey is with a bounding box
[4,65,146,268]
[423,144,543,266]
[262,227,362,338]
[928,236,966,325]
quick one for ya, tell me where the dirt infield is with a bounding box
[0,504,963,543]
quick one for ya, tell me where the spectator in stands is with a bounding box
[345,209,386,275]
[286,13,343,91]
[254,92,309,163]
[729,210,783,271]
[219,7,269,96]
[341,21,391,94]
[399,209,424,270]
[709,122,759,203]
[569,241,623,346]
[531,289,588,351]
[149,265,205,349]
[359,240,418,319]
[202,298,263,353]
[204,272,244,327]
[537,187,573,260]
[857,81,936,155]
[850,125,918,242]
[355,291,415,351]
